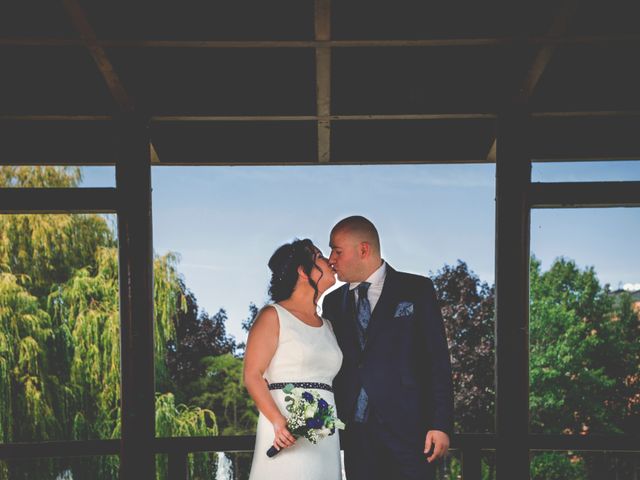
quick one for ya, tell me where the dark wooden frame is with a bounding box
[1,0,640,478]
[1,113,639,480]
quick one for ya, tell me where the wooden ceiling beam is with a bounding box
[61,0,159,163]
[486,0,580,162]
[62,0,133,112]
[315,0,331,163]
[2,34,640,48]
[530,181,640,208]
[5,111,640,122]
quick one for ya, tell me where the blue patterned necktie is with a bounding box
[354,282,371,422]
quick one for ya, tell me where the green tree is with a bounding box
[432,261,496,479]
[529,256,634,435]
[529,256,640,479]
[0,167,219,479]
[432,261,495,434]
[188,354,258,436]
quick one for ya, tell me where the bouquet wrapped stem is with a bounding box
[267,383,345,457]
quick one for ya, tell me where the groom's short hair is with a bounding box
[332,216,381,255]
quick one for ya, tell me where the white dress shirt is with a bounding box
[349,261,387,313]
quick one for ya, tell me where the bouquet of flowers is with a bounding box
[267,383,345,457]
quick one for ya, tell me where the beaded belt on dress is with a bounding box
[268,382,333,392]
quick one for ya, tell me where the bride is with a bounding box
[243,238,343,480]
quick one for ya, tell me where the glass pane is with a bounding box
[0,166,115,187]
[151,164,496,438]
[532,160,640,182]
[0,455,119,479]
[0,211,120,446]
[530,451,639,480]
[529,208,640,435]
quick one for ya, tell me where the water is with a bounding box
[55,470,73,480]
[216,452,233,480]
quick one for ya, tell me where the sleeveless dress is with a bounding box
[248,303,344,480]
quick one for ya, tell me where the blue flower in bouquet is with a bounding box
[306,417,323,429]
[267,385,345,458]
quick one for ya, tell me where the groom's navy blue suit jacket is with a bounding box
[322,265,454,443]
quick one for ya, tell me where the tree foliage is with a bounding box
[2,167,636,480]
[432,261,495,434]
[0,167,221,479]
[529,256,639,436]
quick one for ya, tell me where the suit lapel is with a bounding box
[339,284,360,351]
[363,265,400,353]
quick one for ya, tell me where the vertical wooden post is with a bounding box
[462,447,482,480]
[168,451,188,480]
[494,104,531,479]
[116,115,155,479]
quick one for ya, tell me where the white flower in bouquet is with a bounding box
[266,383,346,457]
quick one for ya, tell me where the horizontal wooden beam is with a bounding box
[2,34,640,48]
[530,182,640,208]
[154,435,256,453]
[0,188,117,213]
[1,433,637,460]
[154,113,496,122]
[0,440,119,459]
[0,115,114,121]
[3,112,640,123]
[532,110,640,118]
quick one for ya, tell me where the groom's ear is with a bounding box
[358,241,371,258]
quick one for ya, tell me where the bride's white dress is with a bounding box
[248,303,344,480]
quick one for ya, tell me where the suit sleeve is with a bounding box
[422,278,454,436]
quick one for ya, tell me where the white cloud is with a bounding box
[623,283,640,292]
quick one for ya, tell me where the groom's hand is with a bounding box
[424,430,450,463]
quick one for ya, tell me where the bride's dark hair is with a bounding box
[268,238,323,305]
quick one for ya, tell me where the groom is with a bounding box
[322,216,454,480]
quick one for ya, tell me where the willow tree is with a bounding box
[0,167,219,479]
[0,167,115,302]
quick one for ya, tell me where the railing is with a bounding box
[1,434,638,480]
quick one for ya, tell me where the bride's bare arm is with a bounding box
[243,306,296,449]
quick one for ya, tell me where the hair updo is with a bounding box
[268,238,323,305]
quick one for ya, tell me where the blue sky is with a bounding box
[80,161,640,342]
